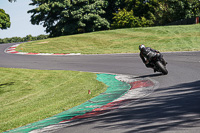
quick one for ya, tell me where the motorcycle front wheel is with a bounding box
[156,61,168,75]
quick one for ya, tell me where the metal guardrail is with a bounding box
[166,16,199,26]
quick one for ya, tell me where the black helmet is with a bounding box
[139,44,145,51]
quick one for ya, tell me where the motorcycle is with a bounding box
[148,52,168,75]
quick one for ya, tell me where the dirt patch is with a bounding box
[37,41,49,44]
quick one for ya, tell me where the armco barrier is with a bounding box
[167,16,199,26]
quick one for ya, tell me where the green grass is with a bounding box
[16,24,200,54]
[0,68,107,132]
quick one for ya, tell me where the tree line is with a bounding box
[1,0,200,38]
[28,0,200,37]
[0,34,48,44]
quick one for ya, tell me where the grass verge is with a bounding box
[0,67,107,132]
[16,24,200,54]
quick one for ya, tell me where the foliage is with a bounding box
[111,0,200,28]
[3,0,200,37]
[154,0,200,25]
[190,0,200,16]
[111,0,157,29]
[28,0,110,37]
[0,9,11,30]
[125,0,159,19]
[8,0,16,2]
[0,34,48,44]
[0,0,16,30]
[111,9,153,29]
[103,0,126,23]
[27,0,200,36]
[111,0,159,29]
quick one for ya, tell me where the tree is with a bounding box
[188,0,200,17]
[124,0,159,20]
[154,0,200,25]
[111,8,154,29]
[0,9,11,30]
[111,0,157,29]
[8,0,16,2]
[36,34,48,40]
[28,0,110,37]
[0,0,16,30]
[112,0,200,28]
[23,35,33,42]
[103,0,126,23]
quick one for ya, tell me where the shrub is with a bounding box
[111,8,154,29]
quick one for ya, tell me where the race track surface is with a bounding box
[1,43,200,133]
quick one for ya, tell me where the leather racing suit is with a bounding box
[139,47,161,68]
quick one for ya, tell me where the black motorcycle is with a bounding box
[148,52,168,75]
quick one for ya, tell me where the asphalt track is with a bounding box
[1,43,200,133]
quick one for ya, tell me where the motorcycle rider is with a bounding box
[139,44,167,72]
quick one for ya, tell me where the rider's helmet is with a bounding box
[139,44,145,51]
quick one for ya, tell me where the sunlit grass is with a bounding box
[16,24,200,54]
[0,68,107,132]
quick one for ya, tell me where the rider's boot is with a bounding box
[153,66,157,73]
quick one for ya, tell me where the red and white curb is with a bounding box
[30,74,159,133]
[114,75,158,102]
[4,44,81,56]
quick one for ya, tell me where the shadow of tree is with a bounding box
[61,80,200,133]
[0,82,15,94]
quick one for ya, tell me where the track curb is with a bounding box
[4,44,81,56]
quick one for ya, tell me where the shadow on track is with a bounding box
[58,80,200,133]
